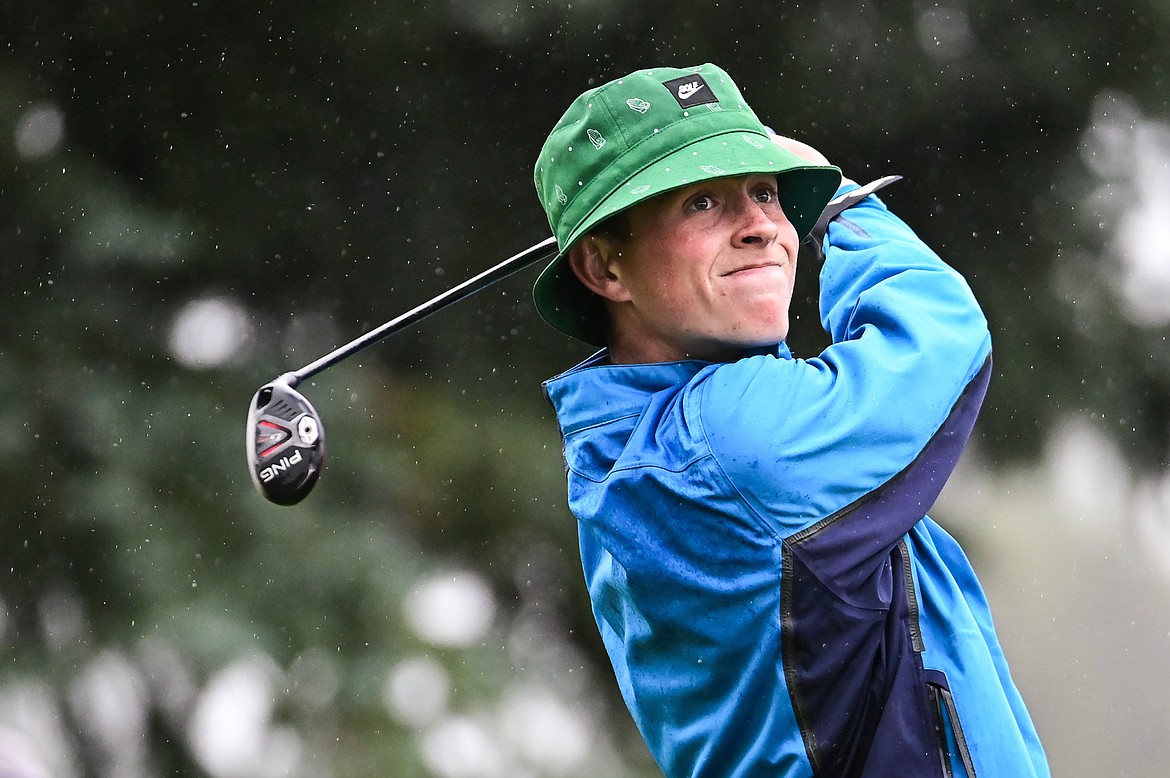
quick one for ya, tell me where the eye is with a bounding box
[752,185,778,204]
[688,194,715,212]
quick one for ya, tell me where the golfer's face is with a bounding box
[608,174,801,363]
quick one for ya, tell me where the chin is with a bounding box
[743,319,790,348]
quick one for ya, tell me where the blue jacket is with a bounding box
[543,184,1050,777]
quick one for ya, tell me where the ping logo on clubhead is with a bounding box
[259,449,304,483]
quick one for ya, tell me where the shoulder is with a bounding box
[684,354,833,473]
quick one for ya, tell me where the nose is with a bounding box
[732,195,783,248]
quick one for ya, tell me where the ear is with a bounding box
[568,236,632,303]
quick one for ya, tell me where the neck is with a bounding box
[606,332,745,365]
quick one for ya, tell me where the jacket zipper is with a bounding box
[930,681,978,777]
[900,539,977,776]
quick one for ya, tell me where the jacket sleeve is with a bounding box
[695,183,992,543]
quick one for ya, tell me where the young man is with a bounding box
[533,64,1050,777]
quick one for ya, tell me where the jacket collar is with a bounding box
[543,343,788,436]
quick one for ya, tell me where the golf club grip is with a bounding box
[287,236,559,385]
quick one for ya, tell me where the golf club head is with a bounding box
[247,376,325,505]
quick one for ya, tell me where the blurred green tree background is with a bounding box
[3,1,1170,776]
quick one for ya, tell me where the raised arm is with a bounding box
[699,177,991,539]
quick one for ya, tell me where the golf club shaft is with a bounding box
[283,236,559,387]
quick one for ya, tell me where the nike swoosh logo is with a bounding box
[677,82,705,100]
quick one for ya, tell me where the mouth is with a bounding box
[721,262,783,277]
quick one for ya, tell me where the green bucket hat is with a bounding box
[532,63,842,346]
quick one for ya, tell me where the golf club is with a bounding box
[246,235,559,505]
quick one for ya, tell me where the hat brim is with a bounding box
[533,131,841,346]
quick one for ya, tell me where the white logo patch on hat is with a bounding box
[555,185,568,205]
[662,74,719,109]
[626,98,651,113]
[587,129,606,149]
